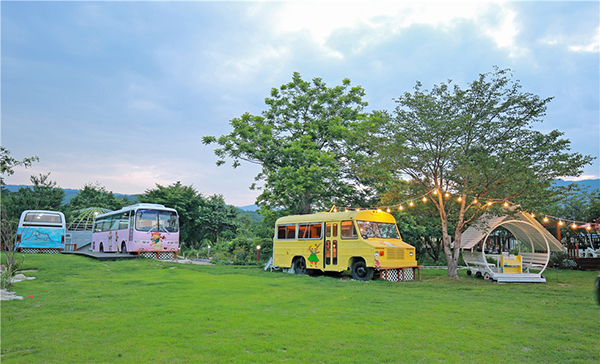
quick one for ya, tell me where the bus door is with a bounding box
[323,223,339,269]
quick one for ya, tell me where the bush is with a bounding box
[550,251,577,269]
[0,257,23,290]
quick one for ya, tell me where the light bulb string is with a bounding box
[332,189,599,229]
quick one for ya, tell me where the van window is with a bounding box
[24,212,62,223]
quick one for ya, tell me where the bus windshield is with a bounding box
[135,209,179,232]
[356,221,400,239]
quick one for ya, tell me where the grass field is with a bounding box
[1,254,599,363]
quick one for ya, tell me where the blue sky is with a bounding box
[2,1,598,206]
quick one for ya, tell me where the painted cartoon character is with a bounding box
[308,243,321,267]
[374,251,381,268]
[150,232,166,251]
[21,230,58,244]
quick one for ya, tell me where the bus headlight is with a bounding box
[409,251,414,256]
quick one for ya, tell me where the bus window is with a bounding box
[298,223,322,239]
[277,224,296,240]
[341,220,357,239]
[136,210,157,231]
[356,221,400,239]
[159,210,179,232]
[333,223,338,237]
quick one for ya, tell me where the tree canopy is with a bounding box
[65,182,134,212]
[364,67,594,278]
[203,72,376,215]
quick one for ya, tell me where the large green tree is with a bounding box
[138,182,203,248]
[203,72,375,215]
[4,173,65,218]
[65,182,134,212]
[365,67,594,278]
[197,194,238,245]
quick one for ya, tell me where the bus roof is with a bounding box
[275,210,397,225]
[95,203,178,219]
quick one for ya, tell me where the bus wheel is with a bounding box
[99,243,104,253]
[293,257,307,275]
[351,260,373,281]
[121,243,127,254]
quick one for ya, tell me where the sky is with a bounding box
[2,1,599,207]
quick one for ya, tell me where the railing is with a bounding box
[63,244,78,252]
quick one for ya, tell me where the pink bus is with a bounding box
[91,203,179,255]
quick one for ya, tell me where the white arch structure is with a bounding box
[460,211,566,283]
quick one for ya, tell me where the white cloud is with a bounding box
[569,27,600,53]
[269,1,528,58]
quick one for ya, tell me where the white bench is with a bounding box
[520,252,548,272]
[462,250,495,270]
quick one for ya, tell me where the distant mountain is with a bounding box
[553,179,599,193]
[238,204,258,211]
[3,185,136,203]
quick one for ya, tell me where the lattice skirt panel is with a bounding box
[20,248,61,254]
[139,251,176,260]
[380,268,415,282]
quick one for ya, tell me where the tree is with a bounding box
[365,67,594,278]
[5,173,65,217]
[138,182,203,248]
[65,182,134,212]
[197,194,238,245]
[203,72,375,215]
[0,146,38,185]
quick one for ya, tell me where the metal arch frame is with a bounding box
[480,219,551,276]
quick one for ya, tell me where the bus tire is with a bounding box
[121,242,127,254]
[293,257,307,275]
[351,260,373,281]
[99,243,104,253]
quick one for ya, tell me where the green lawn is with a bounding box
[1,254,599,363]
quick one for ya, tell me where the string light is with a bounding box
[330,188,598,231]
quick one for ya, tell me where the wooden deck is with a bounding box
[61,250,138,261]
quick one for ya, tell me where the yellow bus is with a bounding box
[272,209,417,281]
